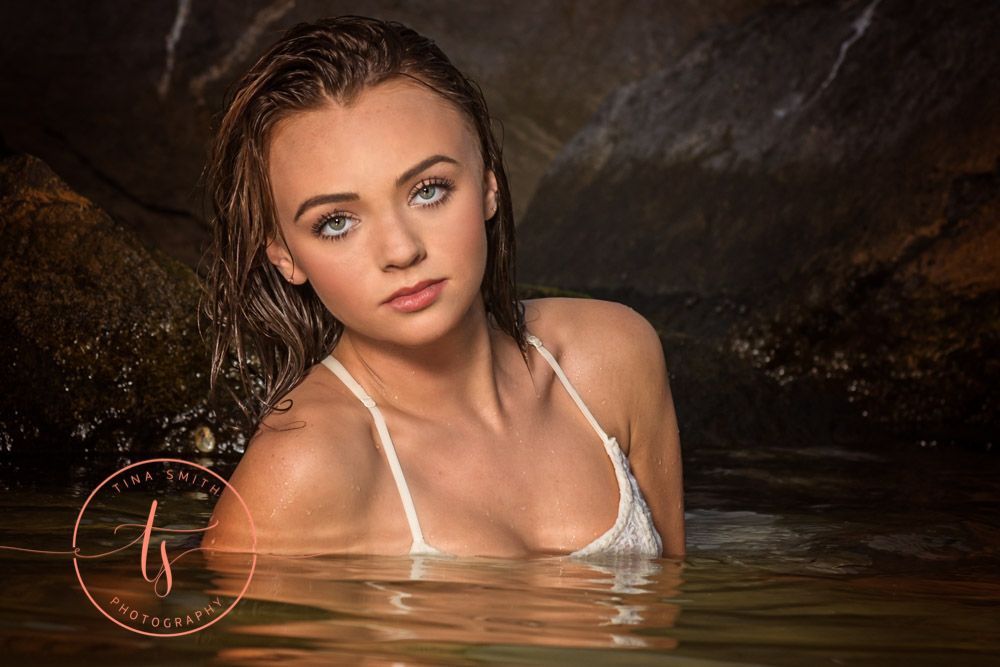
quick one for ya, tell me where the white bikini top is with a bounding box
[320,333,663,558]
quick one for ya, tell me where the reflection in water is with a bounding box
[208,552,682,663]
[2,441,1000,664]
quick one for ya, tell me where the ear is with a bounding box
[265,237,307,285]
[482,169,499,219]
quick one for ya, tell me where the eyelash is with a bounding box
[409,177,455,208]
[309,176,457,242]
[311,212,357,241]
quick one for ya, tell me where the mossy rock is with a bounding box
[0,155,231,456]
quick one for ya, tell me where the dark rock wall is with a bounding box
[0,0,771,268]
[0,155,223,454]
[518,0,1000,446]
[1,0,996,453]
[0,1,781,455]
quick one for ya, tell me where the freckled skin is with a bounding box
[266,81,490,351]
[206,81,684,558]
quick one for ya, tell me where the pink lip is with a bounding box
[383,279,446,312]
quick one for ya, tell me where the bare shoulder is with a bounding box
[521,297,668,442]
[206,366,379,555]
[522,297,666,381]
[522,298,685,555]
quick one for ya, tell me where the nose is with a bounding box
[377,209,426,271]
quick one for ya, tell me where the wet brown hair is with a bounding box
[206,16,523,431]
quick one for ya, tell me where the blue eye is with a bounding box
[416,184,440,202]
[314,213,357,240]
[411,178,453,207]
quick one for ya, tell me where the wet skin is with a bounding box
[207,80,685,558]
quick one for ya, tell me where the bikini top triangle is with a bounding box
[320,334,662,558]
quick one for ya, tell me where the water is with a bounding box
[1,440,998,665]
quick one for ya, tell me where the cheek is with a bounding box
[293,250,361,316]
[456,212,489,282]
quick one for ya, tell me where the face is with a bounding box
[266,79,498,349]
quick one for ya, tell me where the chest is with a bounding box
[364,390,624,556]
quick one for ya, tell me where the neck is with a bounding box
[334,301,520,426]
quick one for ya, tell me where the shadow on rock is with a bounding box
[0,154,241,456]
[518,0,1000,449]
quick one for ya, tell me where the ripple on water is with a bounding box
[1,442,999,664]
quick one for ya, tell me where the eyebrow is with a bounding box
[395,154,459,188]
[292,192,359,223]
[292,154,460,224]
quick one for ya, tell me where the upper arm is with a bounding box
[527,298,686,556]
[205,406,372,556]
[620,314,685,556]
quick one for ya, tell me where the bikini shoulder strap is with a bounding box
[525,334,612,443]
[319,355,433,552]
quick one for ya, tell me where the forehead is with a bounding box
[268,79,481,186]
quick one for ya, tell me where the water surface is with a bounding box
[1,441,998,665]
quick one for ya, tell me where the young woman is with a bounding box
[205,16,684,558]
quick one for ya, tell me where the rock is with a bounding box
[517,0,1000,446]
[0,154,232,455]
[0,0,778,267]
